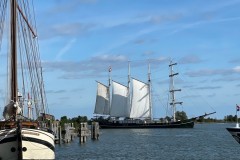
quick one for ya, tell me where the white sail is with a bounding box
[110,81,130,117]
[94,82,110,115]
[130,78,150,118]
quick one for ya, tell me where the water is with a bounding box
[55,123,239,160]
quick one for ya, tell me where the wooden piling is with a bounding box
[52,120,61,144]
[91,122,99,140]
[71,123,74,141]
[58,126,61,144]
[79,122,88,143]
[62,123,75,143]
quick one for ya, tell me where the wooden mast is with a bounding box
[128,61,131,118]
[10,0,18,104]
[10,1,24,159]
[108,66,111,116]
[148,61,152,121]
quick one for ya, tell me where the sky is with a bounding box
[1,0,240,120]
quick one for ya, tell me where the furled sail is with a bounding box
[130,78,150,118]
[94,82,110,115]
[110,81,130,117]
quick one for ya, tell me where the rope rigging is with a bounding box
[17,0,49,118]
[0,0,49,120]
[0,0,7,50]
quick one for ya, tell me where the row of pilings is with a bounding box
[51,121,99,144]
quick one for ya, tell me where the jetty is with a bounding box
[52,121,99,144]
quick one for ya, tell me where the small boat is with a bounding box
[226,125,240,144]
[226,105,240,144]
[0,0,55,159]
[94,61,215,129]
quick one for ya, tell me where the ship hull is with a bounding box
[0,129,18,160]
[99,120,194,129]
[226,127,240,144]
[0,123,55,160]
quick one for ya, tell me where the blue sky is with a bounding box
[1,0,240,120]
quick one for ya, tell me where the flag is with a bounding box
[237,104,240,111]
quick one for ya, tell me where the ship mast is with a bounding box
[108,66,112,116]
[169,61,182,122]
[128,61,131,118]
[148,62,152,120]
[10,0,17,104]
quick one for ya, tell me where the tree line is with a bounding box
[59,116,88,129]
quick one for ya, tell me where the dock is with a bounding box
[52,121,99,144]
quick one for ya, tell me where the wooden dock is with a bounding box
[52,121,99,144]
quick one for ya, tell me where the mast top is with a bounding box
[169,61,177,67]
[169,61,183,122]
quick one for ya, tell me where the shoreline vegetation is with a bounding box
[58,112,238,128]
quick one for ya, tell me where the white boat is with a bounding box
[0,0,55,159]
[226,124,240,144]
[226,105,240,144]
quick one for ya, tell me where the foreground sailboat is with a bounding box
[94,61,215,129]
[0,0,54,159]
[226,104,240,144]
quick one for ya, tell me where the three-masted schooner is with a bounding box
[0,0,55,159]
[94,61,215,129]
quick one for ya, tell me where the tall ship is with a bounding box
[94,61,215,129]
[0,0,55,159]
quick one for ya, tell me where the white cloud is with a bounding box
[233,66,240,72]
[194,86,221,90]
[94,54,127,62]
[170,16,240,35]
[44,54,129,74]
[55,38,77,61]
[179,55,203,64]
[185,66,240,78]
[185,69,235,77]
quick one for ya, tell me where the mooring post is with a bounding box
[71,123,74,141]
[91,122,99,140]
[63,123,71,143]
[79,122,87,143]
[58,125,61,144]
[51,120,61,144]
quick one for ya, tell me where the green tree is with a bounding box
[175,111,188,121]
[60,116,69,128]
[224,115,237,122]
[165,116,171,122]
[197,116,204,122]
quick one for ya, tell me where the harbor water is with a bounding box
[55,123,239,160]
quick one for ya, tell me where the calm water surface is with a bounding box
[55,123,239,160]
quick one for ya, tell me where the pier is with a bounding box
[52,121,99,144]
[91,122,99,140]
[62,123,75,143]
[52,120,61,144]
[79,122,88,143]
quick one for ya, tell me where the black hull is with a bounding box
[99,120,194,129]
[226,127,240,144]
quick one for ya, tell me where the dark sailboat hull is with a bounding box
[226,127,240,144]
[99,120,194,129]
[96,112,216,129]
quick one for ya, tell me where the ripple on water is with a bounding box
[55,123,240,160]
